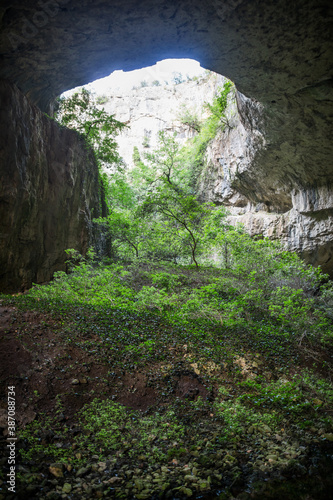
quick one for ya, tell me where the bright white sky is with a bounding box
[62,59,205,97]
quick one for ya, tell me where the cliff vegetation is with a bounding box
[0,82,332,500]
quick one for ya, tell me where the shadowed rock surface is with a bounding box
[0,80,104,292]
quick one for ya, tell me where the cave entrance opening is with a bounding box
[58,58,229,175]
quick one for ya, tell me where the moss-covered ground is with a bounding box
[0,262,333,499]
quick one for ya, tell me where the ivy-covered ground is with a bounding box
[0,260,333,499]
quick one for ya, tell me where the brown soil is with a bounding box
[0,306,210,432]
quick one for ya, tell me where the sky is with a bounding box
[62,59,205,97]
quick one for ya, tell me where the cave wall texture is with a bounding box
[0,80,104,292]
[0,0,332,289]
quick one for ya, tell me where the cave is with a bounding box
[0,0,332,291]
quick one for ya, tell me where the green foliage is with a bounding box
[140,186,220,267]
[171,72,185,85]
[55,88,126,170]
[239,377,312,416]
[20,399,186,465]
[136,286,177,313]
[142,135,150,148]
[214,398,277,438]
[205,81,233,123]
[103,210,148,259]
[95,94,109,105]
[49,80,332,348]
[179,81,234,188]
[19,243,332,347]
[151,272,181,292]
[316,281,333,320]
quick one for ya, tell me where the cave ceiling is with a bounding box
[0,0,332,204]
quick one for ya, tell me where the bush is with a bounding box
[96,95,109,105]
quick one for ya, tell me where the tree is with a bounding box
[171,72,185,85]
[204,81,234,130]
[177,104,201,132]
[141,186,219,267]
[133,130,229,266]
[141,130,189,191]
[56,88,126,170]
[105,211,147,259]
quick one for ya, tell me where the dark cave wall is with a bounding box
[0,80,103,292]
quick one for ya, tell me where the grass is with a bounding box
[1,257,333,498]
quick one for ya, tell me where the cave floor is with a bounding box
[0,302,333,500]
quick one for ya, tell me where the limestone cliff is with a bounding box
[0,80,104,292]
[98,73,223,169]
[100,74,333,275]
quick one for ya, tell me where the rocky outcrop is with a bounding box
[95,72,333,275]
[0,80,104,292]
[199,90,333,275]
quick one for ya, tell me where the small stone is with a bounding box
[17,465,30,473]
[184,475,198,482]
[76,466,90,477]
[62,483,72,493]
[135,478,144,490]
[108,477,122,484]
[49,463,63,478]
[26,485,38,493]
[266,454,278,461]
[71,379,80,385]
[223,454,237,464]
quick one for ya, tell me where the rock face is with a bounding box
[0,80,104,292]
[101,75,333,275]
[198,89,333,275]
[101,73,223,168]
